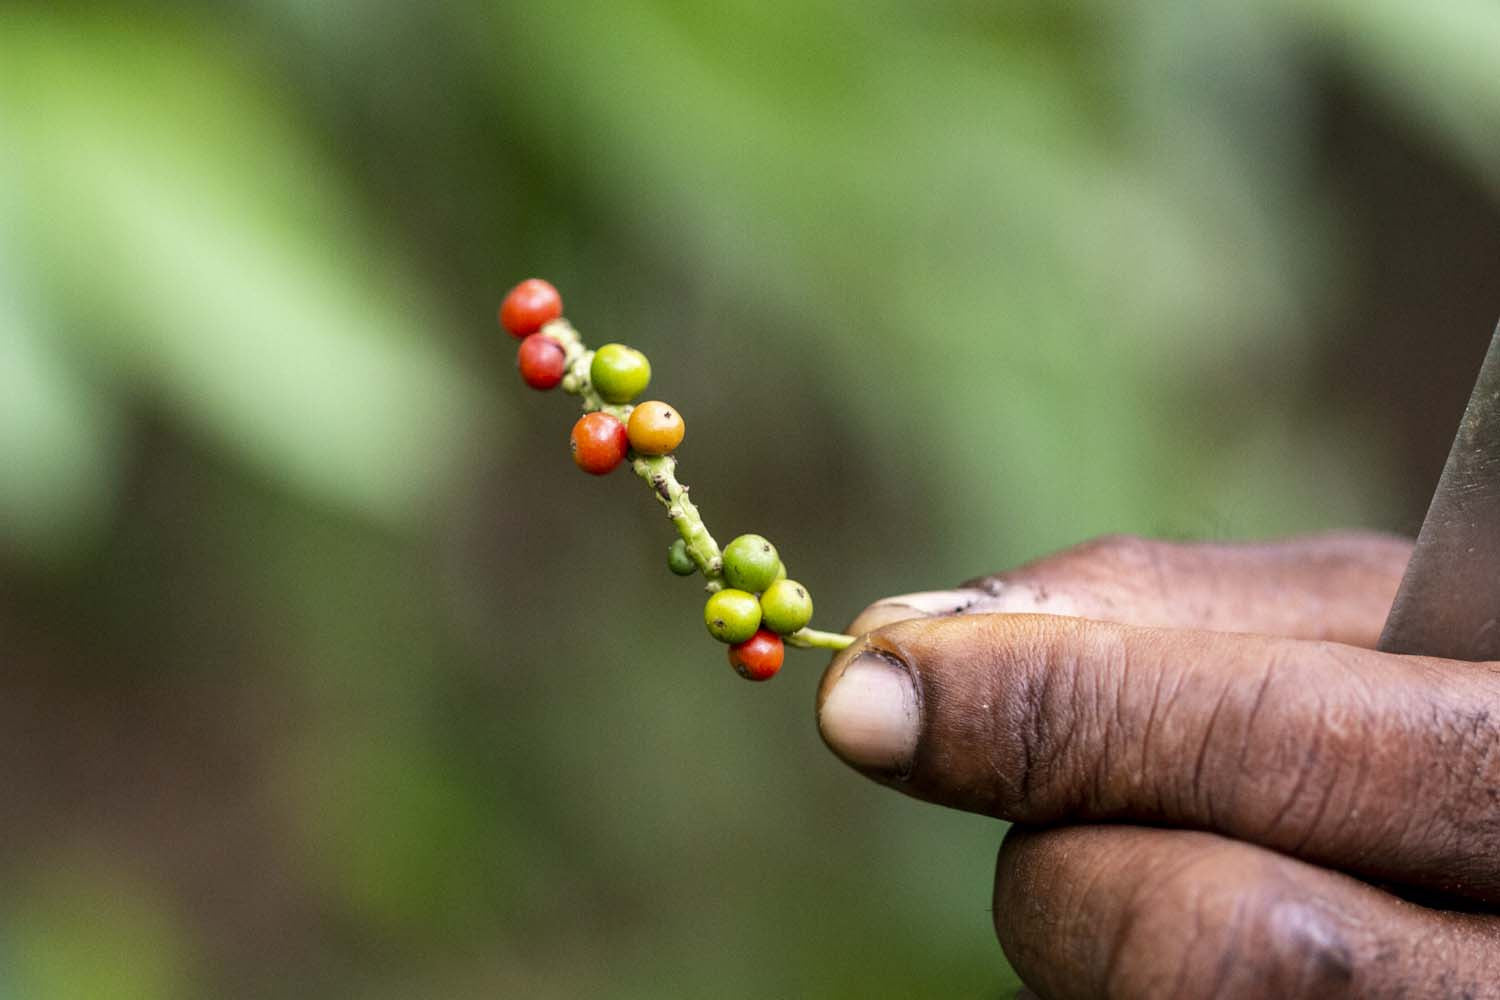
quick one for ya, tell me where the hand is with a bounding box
[816,534,1500,999]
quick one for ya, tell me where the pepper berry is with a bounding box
[728,629,784,681]
[722,534,781,593]
[759,578,813,635]
[667,538,697,576]
[704,589,761,644]
[590,344,651,404]
[570,412,629,475]
[628,400,685,455]
[500,278,563,338]
[517,333,566,390]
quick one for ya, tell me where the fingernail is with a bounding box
[852,588,987,633]
[818,652,919,773]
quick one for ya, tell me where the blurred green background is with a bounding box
[4,2,1500,997]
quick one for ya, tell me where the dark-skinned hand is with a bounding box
[817,534,1500,999]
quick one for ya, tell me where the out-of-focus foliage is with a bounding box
[2,1,1498,997]
[1,11,485,555]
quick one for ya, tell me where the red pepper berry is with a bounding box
[570,412,628,475]
[728,629,784,681]
[517,333,566,390]
[500,278,563,338]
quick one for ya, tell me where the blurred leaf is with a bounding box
[3,857,196,1000]
[1299,0,1500,188]
[0,276,121,561]
[0,10,489,532]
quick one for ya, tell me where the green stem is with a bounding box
[630,454,724,588]
[785,627,856,651]
[543,317,854,648]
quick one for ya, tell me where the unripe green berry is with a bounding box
[759,578,813,634]
[704,589,761,644]
[667,538,697,576]
[590,343,651,403]
[722,534,781,593]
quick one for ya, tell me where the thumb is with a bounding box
[815,613,1060,786]
[814,612,1500,902]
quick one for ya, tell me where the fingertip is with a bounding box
[817,648,920,775]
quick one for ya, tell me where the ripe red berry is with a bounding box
[728,629,784,681]
[570,412,628,475]
[517,334,566,390]
[500,278,562,338]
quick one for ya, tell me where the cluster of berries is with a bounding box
[505,279,682,475]
[501,278,829,681]
[700,534,813,680]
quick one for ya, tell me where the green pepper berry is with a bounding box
[704,589,762,643]
[667,538,697,576]
[759,579,813,635]
[722,534,781,593]
[590,343,651,404]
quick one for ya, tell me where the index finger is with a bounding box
[847,533,1412,646]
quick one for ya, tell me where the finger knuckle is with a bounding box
[1073,533,1166,572]
[963,533,1166,594]
[923,616,1095,818]
[1415,698,1500,886]
[1228,646,1380,856]
[1002,622,1095,816]
[1108,858,1358,1000]
[995,621,1152,820]
[1086,532,1153,556]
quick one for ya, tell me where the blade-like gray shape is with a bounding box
[1379,322,1500,661]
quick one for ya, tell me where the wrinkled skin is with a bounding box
[817,534,1500,1000]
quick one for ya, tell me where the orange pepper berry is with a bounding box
[626,400,685,456]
